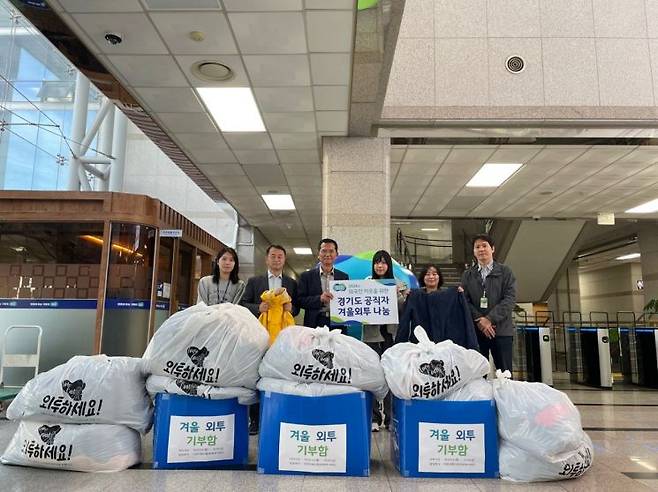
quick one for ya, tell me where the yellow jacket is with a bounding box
[258,287,295,345]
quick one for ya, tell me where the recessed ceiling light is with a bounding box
[625,198,658,214]
[466,163,523,187]
[262,194,295,210]
[421,228,438,231]
[293,247,313,255]
[196,87,265,132]
[616,253,641,260]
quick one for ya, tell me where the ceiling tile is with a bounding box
[155,112,217,133]
[234,150,279,164]
[175,132,228,150]
[211,175,253,187]
[397,163,439,176]
[254,87,314,112]
[72,13,168,54]
[243,165,287,186]
[132,87,203,112]
[143,0,222,9]
[107,55,187,87]
[223,0,302,10]
[310,53,351,85]
[196,163,245,176]
[306,11,354,52]
[286,175,321,186]
[176,55,249,87]
[282,163,321,175]
[244,55,311,86]
[312,85,350,110]
[316,111,348,132]
[228,12,306,54]
[223,133,273,150]
[263,112,316,132]
[189,148,237,163]
[59,0,142,12]
[271,133,318,149]
[149,12,238,55]
[277,149,321,163]
[403,148,450,163]
[304,0,354,8]
[390,148,406,162]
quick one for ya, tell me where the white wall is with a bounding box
[121,121,237,245]
[578,262,645,319]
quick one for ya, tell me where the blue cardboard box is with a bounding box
[257,390,372,476]
[391,397,499,478]
[152,393,249,469]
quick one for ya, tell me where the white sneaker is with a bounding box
[371,422,380,432]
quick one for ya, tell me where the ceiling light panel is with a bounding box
[466,163,523,187]
[262,194,296,210]
[196,87,265,132]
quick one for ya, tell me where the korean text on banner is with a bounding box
[329,279,398,325]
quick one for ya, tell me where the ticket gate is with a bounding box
[633,327,658,388]
[566,324,613,389]
[515,317,553,385]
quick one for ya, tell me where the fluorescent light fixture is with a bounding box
[625,198,658,214]
[616,253,641,260]
[466,163,522,187]
[196,87,265,132]
[421,228,438,231]
[261,194,295,210]
[294,247,313,255]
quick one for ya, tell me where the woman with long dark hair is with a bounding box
[197,246,246,305]
[365,249,407,431]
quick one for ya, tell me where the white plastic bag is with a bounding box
[143,303,269,389]
[381,326,490,400]
[1,421,141,472]
[442,377,493,401]
[259,326,388,400]
[493,370,584,458]
[257,377,362,398]
[7,355,152,433]
[499,435,594,482]
[146,375,258,405]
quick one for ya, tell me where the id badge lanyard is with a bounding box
[479,275,488,309]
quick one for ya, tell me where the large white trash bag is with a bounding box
[143,303,269,389]
[499,435,594,482]
[146,375,258,405]
[7,355,152,433]
[259,326,388,401]
[257,377,362,398]
[442,377,493,401]
[381,326,490,400]
[1,421,141,472]
[493,370,584,458]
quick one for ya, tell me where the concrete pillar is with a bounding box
[638,223,658,311]
[322,137,390,255]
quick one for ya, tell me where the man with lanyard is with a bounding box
[298,238,349,328]
[460,233,517,373]
[241,244,298,435]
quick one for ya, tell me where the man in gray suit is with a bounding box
[241,244,298,434]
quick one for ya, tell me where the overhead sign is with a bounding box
[160,229,183,238]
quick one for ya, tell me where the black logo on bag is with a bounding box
[312,349,334,369]
[38,425,61,445]
[175,379,201,395]
[187,346,209,367]
[61,379,86,401]
[419,359,445,378]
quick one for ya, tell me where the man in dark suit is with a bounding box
[298,238,349,328]
[241,244,298,435]
[241,244,299,318]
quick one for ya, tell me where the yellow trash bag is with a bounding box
[258,287,295,345]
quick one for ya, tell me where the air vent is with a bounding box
[191,61,234,82]
[506,55,525,73]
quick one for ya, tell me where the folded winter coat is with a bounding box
[146,375,257,405]
[1,421,141,472]
[7,355,152,433]
[143,303,269,389]
[259,325,388,401]
[396,288,479,350]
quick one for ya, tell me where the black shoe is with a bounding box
[249,421,259,436]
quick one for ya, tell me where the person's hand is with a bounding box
[457,285,464,293]
[476,317,496,339]
[283,302,292,312]
[258,301,270,313]
[320,291,334,304]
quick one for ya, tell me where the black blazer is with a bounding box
[240,274,299,317]
[297,267,349,328]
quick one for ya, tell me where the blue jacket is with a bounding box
[396,287,479,350]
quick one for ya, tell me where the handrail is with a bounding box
[395,228,453,267]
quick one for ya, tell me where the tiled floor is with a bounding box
[0,384,657,492]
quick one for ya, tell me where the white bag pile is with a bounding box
[493,370,593,482]
[2,355,149,472]
[381,326,490,400]
[142,302,268,404]
[259,325,388,401]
